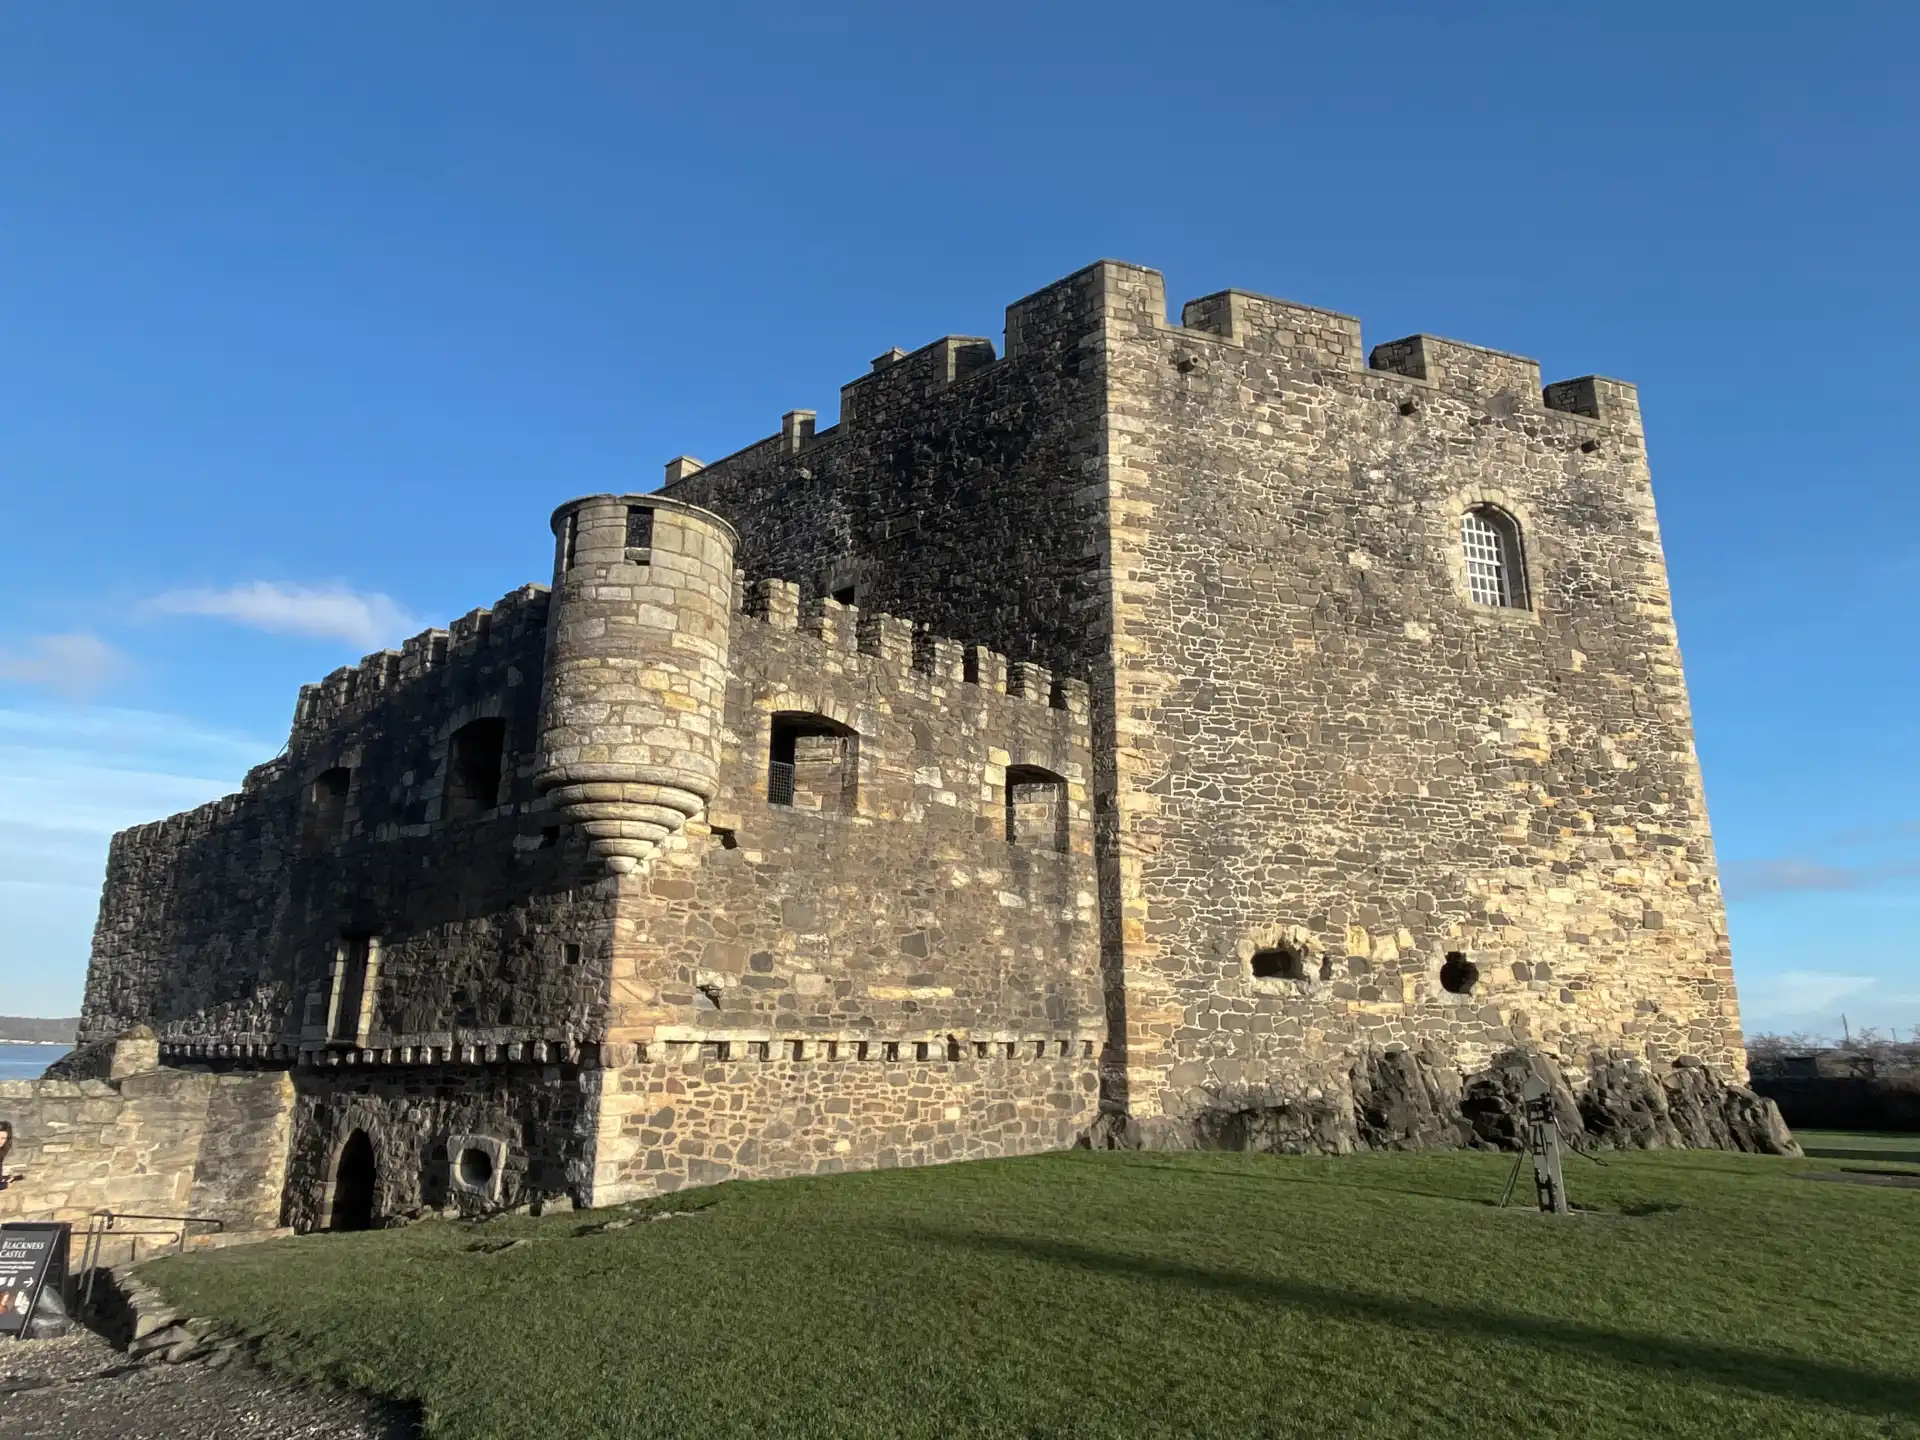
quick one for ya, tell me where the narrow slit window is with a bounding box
[302,766,353,852]
[329,934,378,1045]
[1461,506,1526,608]
[625,505,654,560]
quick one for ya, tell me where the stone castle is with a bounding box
[32,259,1788,1232]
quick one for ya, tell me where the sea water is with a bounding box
[0,1045,69,1081]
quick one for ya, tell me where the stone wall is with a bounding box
[1094,264,1744,1131]
[80,582,620,1068]
[71,257,1761,1218]
[0,1063,292,1232]
[656,259,1747,1143]
[656,271,1130,1166]
[78,522,1106,1221]
[586,578,1105,1199]
[593,1052,1097,1199]
[280,1064,593,1231]
[1751,1075,1920,1132]
[1747,1050,1920,1133]
[625,589,1100,1045]
[663,291,1113,677]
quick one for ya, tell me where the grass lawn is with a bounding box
[1796,1129,1920,1166]
[144,1147,1920,1439]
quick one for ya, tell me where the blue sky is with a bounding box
[2,3,1915,1036]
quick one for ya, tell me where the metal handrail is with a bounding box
[78,1209,226,1306]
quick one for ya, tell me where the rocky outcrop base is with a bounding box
[1098,1048,1799,1158]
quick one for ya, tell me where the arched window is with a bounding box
[1460,506,1526,608]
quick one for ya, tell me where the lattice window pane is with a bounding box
[1461,510,1512,607]
[767,760,796,806]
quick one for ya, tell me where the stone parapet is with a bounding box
[0,1069,293,1231]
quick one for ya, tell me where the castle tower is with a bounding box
[536,493,737,872]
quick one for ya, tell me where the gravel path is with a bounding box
[0,1329,419,1440]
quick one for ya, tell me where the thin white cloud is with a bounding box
[0,633,126,700]
[1830,820,1920,847]
[1741,968,1877,1021]
[0,705,264,751]
[149,582,419,647]
[1724,856,1920,902]
[0,702,271,1015]
[1723,858,1861,901]
[1738,969,1896,1041]
[0,705,270,840]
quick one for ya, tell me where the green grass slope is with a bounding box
[145,1148,1920,1439]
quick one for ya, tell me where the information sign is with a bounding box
[0,1222,70,1339]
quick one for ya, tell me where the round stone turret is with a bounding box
[535,494,737,872]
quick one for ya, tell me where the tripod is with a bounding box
[1497,1079,1571,1214]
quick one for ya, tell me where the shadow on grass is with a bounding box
[898,1225,1920,1420]
[1111,1157,1507,1208]
[1617,1200,1685,1216]
[1799,1145,1920,1167]
[1113,1154,1667,1214]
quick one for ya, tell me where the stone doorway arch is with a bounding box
[328,1128,377,1232]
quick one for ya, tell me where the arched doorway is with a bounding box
[330,1129,377,1232]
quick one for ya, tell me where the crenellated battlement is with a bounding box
[1179,288,1364,374]
[112,791,246,851]
[839,335,997,429]
[289,582,550,747]
[1132,264,1637,428]
[662,335,1005,493]
[733,575,1091,734]
[663,261,1640,527]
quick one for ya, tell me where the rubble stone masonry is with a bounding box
[1,1038,291,1234]
[14,258,1765,1232]
[671,261,1745,1148]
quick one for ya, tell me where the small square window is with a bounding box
[446,719,507,820]
[625,506,654,553]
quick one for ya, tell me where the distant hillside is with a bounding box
[0,1016,78,1044]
